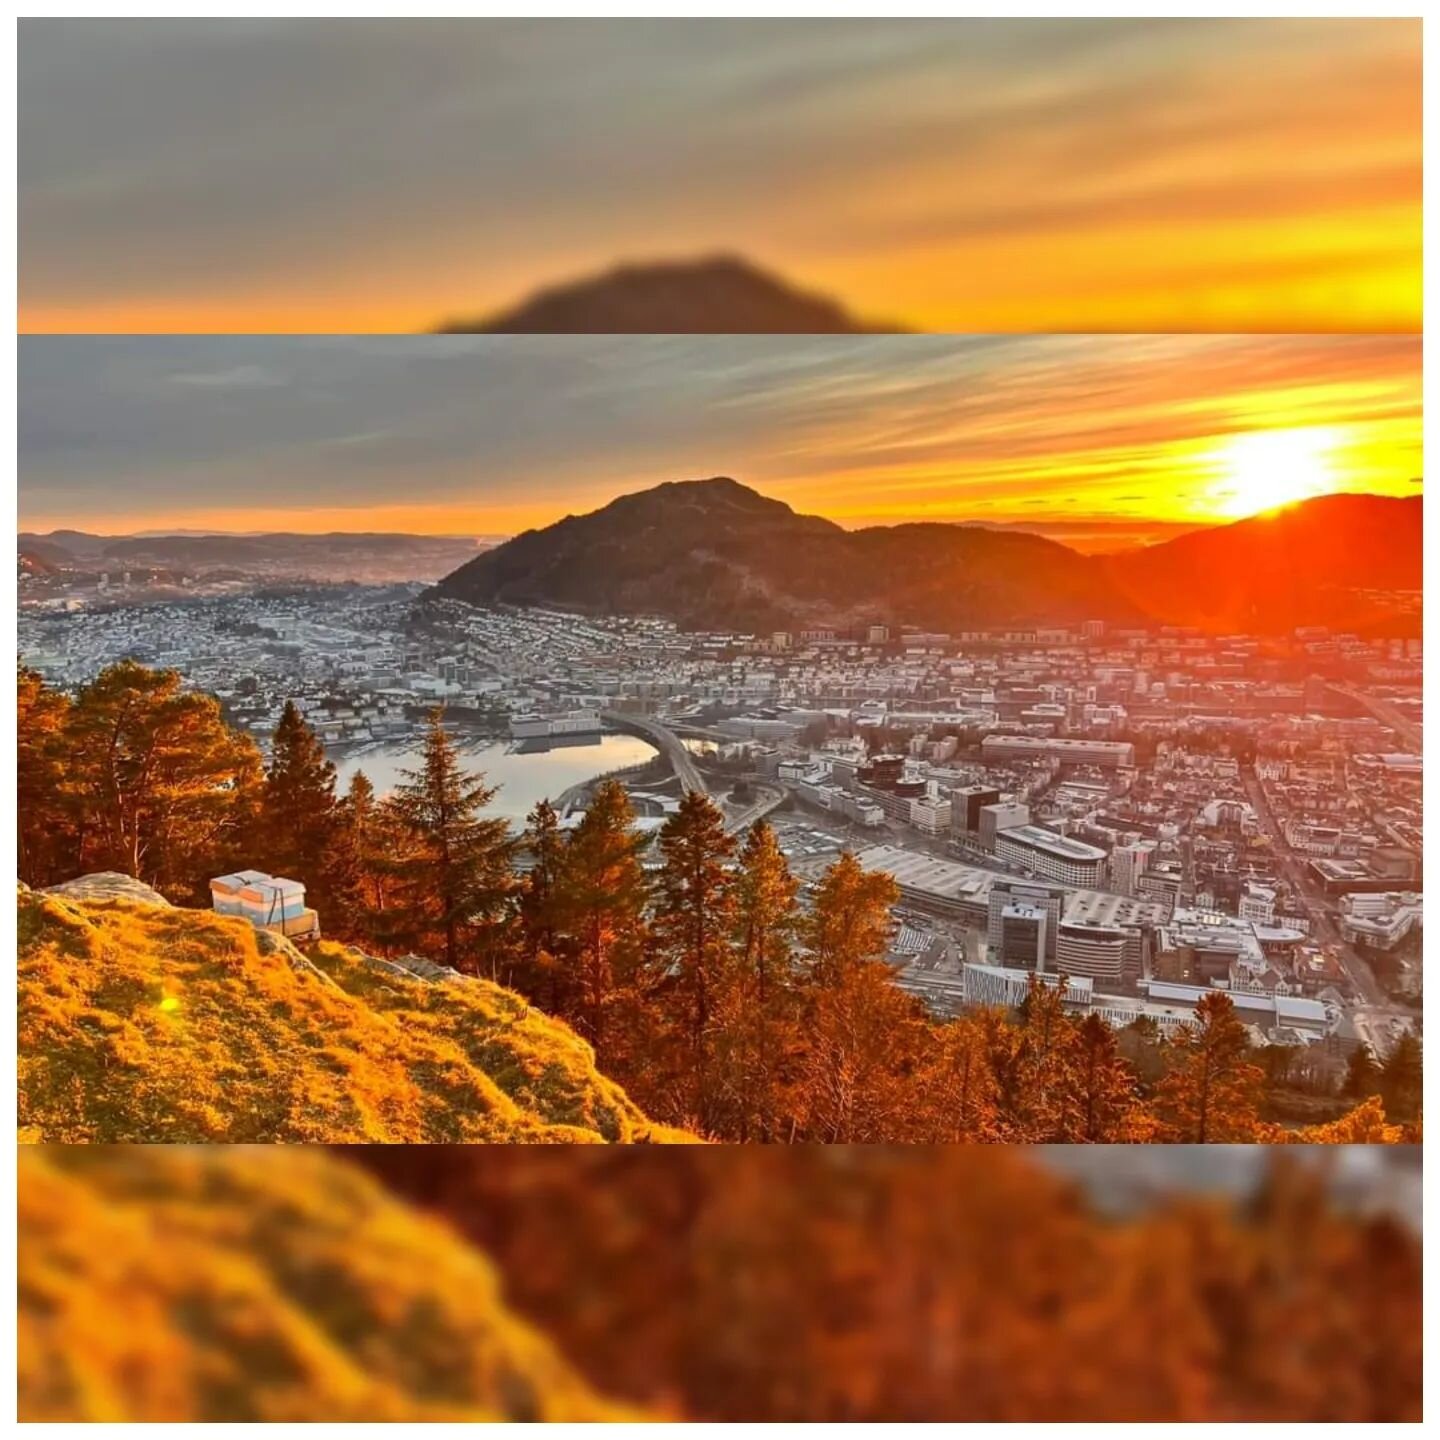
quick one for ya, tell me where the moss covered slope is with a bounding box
[18,884,691,1143]
[18,1145,637,1422]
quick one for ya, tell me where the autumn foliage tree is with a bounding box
[1154,990,1265,1141]
[17,666,73,887]
[357,1146,1422,1423]
[555,779,651,1059]
[719,820,802,1141]
[514,798,568,1009]
[648,791,738,1131]
[27,661,264,901]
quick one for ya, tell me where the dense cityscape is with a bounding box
[20,561,1422,1079]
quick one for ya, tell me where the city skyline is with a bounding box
[19,18,1420,334]
[19,334,1421,546]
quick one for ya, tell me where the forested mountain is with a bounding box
[433,476,1140,631]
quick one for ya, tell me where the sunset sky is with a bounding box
[19,18,1419,334]
[19,335,1420,548]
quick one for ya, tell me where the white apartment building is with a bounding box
[995,824,1108,887]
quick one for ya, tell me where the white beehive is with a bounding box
[209,869,271,916]
[239,876,307,928]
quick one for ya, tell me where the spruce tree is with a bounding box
[725,821,802,1140]
[555,779,649,1061]
[390,707,516,974]
[264,700,338,901]
[322,771,396,945]
[651,791,737,1132]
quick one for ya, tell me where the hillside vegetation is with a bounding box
[18,881,691,1144]
[18,1146,636,1422]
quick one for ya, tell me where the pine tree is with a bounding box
[793,852,918,1142]
[1343,1042,1381,1099]
[650,791,737,1132]
[1153,990,1265,1142]
[264,701,338,902]
[1379,1032,1422,1122]
[724,821,802,1140]
[389,707,516,974]
[64,660,263,899]
[555,779,650,1062]
[803,851,897,984]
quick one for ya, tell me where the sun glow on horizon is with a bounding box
[1205,426,1345,519]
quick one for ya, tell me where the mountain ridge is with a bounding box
[432,478,1420,636]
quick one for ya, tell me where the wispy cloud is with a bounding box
[17,334,1421,538]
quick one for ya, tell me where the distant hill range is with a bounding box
[437,256,886,334]
[19,530,495,584]
[432,477,1421,637]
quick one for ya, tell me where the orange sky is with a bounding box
[19,335,1420,547]
[18,18,1421,334]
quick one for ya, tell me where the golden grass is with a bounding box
[18,890,692,1144]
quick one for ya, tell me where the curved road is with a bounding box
[600,709,706,795]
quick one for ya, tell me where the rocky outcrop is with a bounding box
[43,871,171,906]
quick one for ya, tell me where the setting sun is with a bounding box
[1209,426,1342,518]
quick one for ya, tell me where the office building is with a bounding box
[995,824,1108,887]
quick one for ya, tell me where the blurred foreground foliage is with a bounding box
[17,1146,640,1422]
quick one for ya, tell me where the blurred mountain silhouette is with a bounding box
[437,255,894,334]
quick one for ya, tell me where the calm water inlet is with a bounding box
[331,734,658,823]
